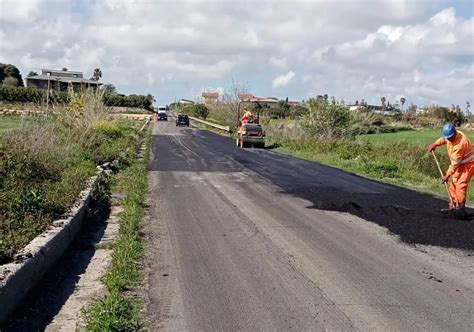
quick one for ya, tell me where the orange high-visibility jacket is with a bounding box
[241,111,254,124]
[434,130,474,176]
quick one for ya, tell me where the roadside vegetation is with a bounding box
[0,89,144,264]
[85,132,150,331]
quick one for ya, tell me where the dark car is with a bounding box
[176,114,190,127]
[157,111,168,121]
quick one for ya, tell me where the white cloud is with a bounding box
[273,71,295,88]
[0,0,42,22]
[0,0,471,105]
[269,56,287,69]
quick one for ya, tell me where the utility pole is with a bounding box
[46,76,50,116]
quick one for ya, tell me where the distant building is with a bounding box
[25,69,101,91]
[202,91,219,106]
[348,104,382,112]
[348,104,398,116]
[237,93,256,101]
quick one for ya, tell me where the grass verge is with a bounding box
[84,130,150,331]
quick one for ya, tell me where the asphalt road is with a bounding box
[146,120,473,331]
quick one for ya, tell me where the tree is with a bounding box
[2,77,19,86]
[91,68,102,81]
[400,97,406,112]
[27,71,38,77]
[103,83,117,94]
[381,96,386,112]
[62,67,68,71]
[146,93,155,103]
[425,105,465,126]
[268,100,290,119]
[0,63,23,86]
[190,104,209,119]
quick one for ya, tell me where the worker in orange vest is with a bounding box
[428,123,474,217]
[240,108,254,125]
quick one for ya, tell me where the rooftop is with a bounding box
[27,75,100,84]
[202,92,219,98]
[42,69,83,75]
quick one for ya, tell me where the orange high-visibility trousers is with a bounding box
[449,162,474,205]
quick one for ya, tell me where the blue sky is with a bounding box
[0,0,473,107]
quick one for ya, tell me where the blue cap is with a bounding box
[442,123,456,139]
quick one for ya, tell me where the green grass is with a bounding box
[0,117,29,133]
[85,131,150,331]
[358,129,474,146]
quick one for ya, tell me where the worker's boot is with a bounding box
[455,203,468,220]
[441,202,457,213]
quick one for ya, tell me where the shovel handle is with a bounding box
[431,151,453,204]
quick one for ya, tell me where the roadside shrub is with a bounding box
[301,98,353,139]
[181,103,210,119]
[93,121,122,139]
[0,85,69,104]
[192,104,210,119]
[104,93,153,111]
[0,86,44,103]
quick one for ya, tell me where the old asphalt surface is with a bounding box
[146,119,473,331]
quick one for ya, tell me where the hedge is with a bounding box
[103,93,152,110]
[0,86,152,110]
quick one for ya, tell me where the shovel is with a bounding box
[431,151,454,206]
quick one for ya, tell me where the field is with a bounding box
[0,117,28,133]
[358,129,474,146]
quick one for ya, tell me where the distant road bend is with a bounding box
[146,119,473,331]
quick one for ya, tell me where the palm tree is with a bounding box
[400,97,406,112]
[381,96,386,113]
[91,68,102,81]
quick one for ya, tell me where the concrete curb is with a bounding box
[0,176,99,324]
